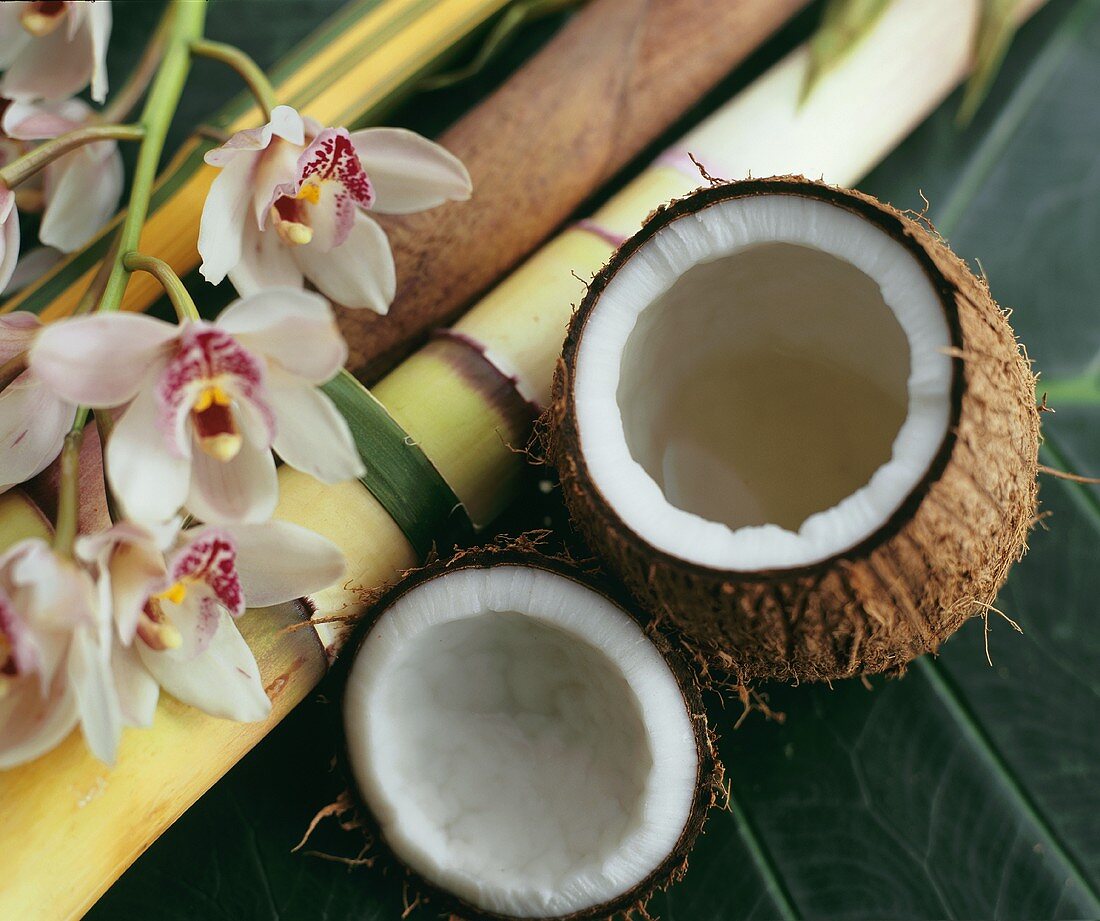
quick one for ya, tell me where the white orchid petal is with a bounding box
[226,519,345,608]
[0,676,77,769]
[350,127,472,214]
[107,386,191,524]
[40,144,123,252]
[138,612,270,722]
[204,105,305,169]
[185,431,278,525]
[7,246,62,294]
[198,151,256,285]
[0,310,41,365]
[294,212,395,313]
[0,372,76,493]
[69,626,122,765]
[112,641,159,728]
[227,216,304,297]
[2,98,86,140]
[0,5,31,69]
[216,288,346,383]
[76,521,171,643]
[0,17,95,102]
[0,187,21,294]
[268,369,363,483]
[31,313,177,406]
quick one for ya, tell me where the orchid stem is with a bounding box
[53,408,91,557]
[99,0,207,316]
[0,125,145,189]
[100,4,174,124]
[190,39,277,120]
[122,252,200,322]
[74,232,122,317]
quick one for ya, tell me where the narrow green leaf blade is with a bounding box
[958,0,1024,126]
[322,370,473,558]
[802,0,892,102]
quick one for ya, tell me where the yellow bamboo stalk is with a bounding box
[0,1,1048,916]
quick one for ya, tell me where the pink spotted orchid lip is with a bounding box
[138,527,244,655]
[266,128,375,251]
[154,323,276,463]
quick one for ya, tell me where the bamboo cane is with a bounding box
[0,0,1049,917]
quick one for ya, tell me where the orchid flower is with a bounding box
[30,287,363,524]
[0,537,120,769]
[0,1,112,104]
[1,98,124,252]
[198,105,472,312]
[76,517,344,723]
[0,312,77,494]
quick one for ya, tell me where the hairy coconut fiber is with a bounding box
[550,178,1040,683]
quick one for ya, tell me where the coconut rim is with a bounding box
[331,548,719,921]
[557,177,966,581]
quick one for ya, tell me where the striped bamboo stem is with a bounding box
[0,1,1048,917]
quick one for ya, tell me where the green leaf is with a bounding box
[801,0,893,103]
[322,370,474,558]
[957,0,1024,126]
[89,1,1100,918]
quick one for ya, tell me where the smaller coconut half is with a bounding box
[551,177,1040,683]
[339,550,717,921]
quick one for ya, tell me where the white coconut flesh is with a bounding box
[574,193,954,571]
[343,565,700,919]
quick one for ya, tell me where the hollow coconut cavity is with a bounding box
[551,178,1039,682]
[340,552,716,921]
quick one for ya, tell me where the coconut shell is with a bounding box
[550,177,1040,684]
[329,546,723,921]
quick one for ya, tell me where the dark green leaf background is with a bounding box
[87,1,1100,918]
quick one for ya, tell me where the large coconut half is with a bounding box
[551,178,1039,682]
[340,551,717,920]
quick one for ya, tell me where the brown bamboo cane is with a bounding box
[0,1,1048,917]
[342,0,812,379]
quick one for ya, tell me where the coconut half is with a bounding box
[551,178,1039,682]
[340,551,716,921]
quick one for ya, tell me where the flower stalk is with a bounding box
[52,413,90,557]
[99,0,208,315]
[190,39,278,120]
[121,252,200,322]
[0,124,145,189]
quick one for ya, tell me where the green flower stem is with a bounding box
[52,408,91,557]
[0,124,145,189]
[98,0,208,316]
[122,252,201,322]
[190,38,278,120]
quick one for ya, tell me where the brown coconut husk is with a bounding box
[549,177,1040,684]
[324,546,724,921]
